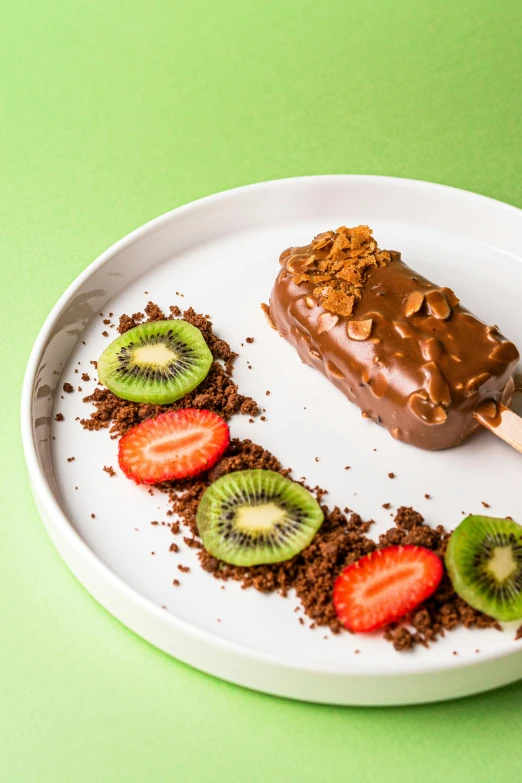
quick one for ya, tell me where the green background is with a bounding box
[2,1,522,780]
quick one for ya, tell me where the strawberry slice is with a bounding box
[333,546,443,633]
[118,409,229,484]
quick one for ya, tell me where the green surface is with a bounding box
[2,0,522,780]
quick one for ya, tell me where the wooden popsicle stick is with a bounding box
[474,401,522,454]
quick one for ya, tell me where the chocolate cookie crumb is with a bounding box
[82,306,259,437]
[103,466,116,477]
[178,565,190,573]
[173,579,180,586]
[384,626,414,651]
[63,382,74,393]
[91,513,95,519]
[388,472,395,479]
[81,373,90,382]
[55,413,64,422]
[246,337,254,343]
[169,543,179,553]
[102,331,109,337]
[382,503,391,510]
[481,501,490,508]
[424,494,431,499]
[67,457,75,462]
[515,625,522,641]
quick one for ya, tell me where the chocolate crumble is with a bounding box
[82,305,258,438]
[81,301,501,651]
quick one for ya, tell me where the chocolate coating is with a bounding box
[270,248,519,450]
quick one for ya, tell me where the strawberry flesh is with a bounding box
[333,545,443,633]
[118,409,229,484]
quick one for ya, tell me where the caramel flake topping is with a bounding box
[290,225,391,317]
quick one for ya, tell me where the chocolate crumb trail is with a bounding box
[63,382,74,393]
[103,466,116,477]
[160,431,499,647]
[55,413,64,422]
[482,501,490,508]
[82,301,500,651]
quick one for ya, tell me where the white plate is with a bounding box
[21,176,522,705]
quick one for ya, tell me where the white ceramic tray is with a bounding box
[21,176,522,705]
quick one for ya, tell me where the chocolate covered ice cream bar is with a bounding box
[269,225,519,450]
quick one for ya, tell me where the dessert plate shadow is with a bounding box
[21,175,522,705]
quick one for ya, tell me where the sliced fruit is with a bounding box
[445,515,522,622]
[118,409,229,484]
[196,469,324,566]
[98,320,213,404]
[333,545,443,633]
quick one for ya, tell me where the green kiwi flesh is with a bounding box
[98,320,213,404]
[196,469,324,566]
[445,515,522,621]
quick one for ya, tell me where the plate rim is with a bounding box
[21,174,522,687]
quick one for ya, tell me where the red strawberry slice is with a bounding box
[333,546,443,633]
[118,409,229,484]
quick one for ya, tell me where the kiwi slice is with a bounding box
[446,515,522,621]
[98,320,212,404]
[196,469,324,566]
